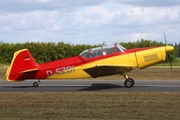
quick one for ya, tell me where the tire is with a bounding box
[33,82,39,87]
[124,79,134,88]
[128,78,135,86]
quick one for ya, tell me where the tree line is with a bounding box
[0,39,179,64]
[0,41,97,64]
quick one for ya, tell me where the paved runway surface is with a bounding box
[0,80,180,92]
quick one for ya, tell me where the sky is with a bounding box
[0,0,180,45]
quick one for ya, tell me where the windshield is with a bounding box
[117,44,126,51]
[79,43,126,58]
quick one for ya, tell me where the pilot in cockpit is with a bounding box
[89,49,95,58]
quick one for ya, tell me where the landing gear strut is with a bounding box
[122,69,135,88]
[33,79,41,87]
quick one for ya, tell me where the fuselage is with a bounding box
[24,46,172,80]
[6,43,174,82]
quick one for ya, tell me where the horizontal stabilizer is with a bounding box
[18,68,39,74]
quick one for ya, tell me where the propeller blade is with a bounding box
[163,32,173,70]
[167,53,173,70]
[163,32,167,45]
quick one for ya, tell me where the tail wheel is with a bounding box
[124,78,134,88]
[33,79,41,87]
[33,82,39,87]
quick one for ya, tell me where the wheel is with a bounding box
[124,79,134,88]
[33,82,39,87]
[128,78,135,86]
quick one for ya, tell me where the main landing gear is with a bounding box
[124,78,135,88]
[33,79,41,87]
[122,70,135,88]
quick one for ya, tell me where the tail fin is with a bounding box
[6,49,39,81]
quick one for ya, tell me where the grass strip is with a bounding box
[0,92,179,120]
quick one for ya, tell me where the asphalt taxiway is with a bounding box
[0,80,179,92]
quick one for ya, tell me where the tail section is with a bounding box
[6,49,39,81]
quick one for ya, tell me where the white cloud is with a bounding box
[0,0,180,45]
[113,0,180,7]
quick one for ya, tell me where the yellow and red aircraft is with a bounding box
[6,41,174,88]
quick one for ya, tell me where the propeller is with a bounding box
[163,32,173,70]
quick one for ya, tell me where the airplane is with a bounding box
[6,40,174,88]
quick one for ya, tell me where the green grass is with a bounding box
[0,92,179,120]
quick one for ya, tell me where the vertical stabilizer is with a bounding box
[6,49,39,81]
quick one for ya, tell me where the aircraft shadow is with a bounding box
[78,83,123,91]
[3,86,34,88]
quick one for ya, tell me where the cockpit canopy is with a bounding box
[79,43,126,58]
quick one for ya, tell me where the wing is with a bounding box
[83,64,137,78]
